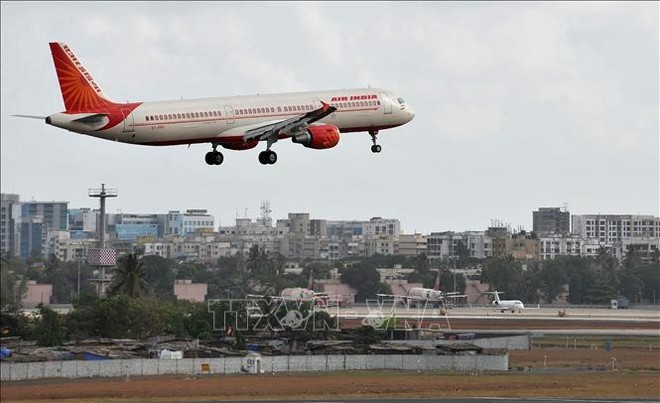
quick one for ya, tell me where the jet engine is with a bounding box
[221,140,259,150]
[291,124,340,149]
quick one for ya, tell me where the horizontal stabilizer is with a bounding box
[12,114,46,120]
[72,113,108,124]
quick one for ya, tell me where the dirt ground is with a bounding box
[2,347,659,402]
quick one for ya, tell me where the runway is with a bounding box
[320,304,660,335]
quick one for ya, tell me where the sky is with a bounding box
[1,2,658,234]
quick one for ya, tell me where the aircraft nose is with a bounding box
[405,106,415,122]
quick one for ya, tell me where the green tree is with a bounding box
[584,277,616,305]
[481,257,525,298]
[141,255,176,298]
[108,253,152,298]
[340,264,382,301]
[35,303,66,346]
[538,260,567,303]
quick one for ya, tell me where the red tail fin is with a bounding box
[49,42,116,113]
[433,270,441,291]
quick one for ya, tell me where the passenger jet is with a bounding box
[18,43,414,165]
[377,270,466,307]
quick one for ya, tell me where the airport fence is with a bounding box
[1,353,508,381]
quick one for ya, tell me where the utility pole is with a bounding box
[88,183,118,296]
[88,184,117,249]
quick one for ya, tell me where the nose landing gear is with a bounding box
[369,130,381,153]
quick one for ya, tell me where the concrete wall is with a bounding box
[1,354,508,381]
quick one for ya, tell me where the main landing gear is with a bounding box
[205,143,224,165]
[369,130,381,153]
[258,137,278,165]
[258,150,277,165]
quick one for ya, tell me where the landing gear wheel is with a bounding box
[205,151,223,165]
[259,150,277,165]
[369,130,381,154]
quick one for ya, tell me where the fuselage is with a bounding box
[47,88,414,146]
[492,299,525,311]
[407,287,444,302]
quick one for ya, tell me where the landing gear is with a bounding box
[258,150,277,165]
[369,130,381,153]
[259,136,278,165]
[205,143,224,165]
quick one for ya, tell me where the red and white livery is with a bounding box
[38,42,414,165]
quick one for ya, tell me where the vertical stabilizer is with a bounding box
[433,269,441,291]
[49,42,116,112]
[307,270,314,291]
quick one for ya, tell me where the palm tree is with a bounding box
[108,253,151,298]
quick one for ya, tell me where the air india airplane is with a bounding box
[18,43,414,165]
[377,269,466,307]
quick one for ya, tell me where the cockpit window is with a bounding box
[397,97,405,104]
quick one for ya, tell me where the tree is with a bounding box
[108,253,152,298]
[141,255,176,298]
[35,303,66,347]
[538,260,567,303]
[481,257,525,299]
[340,264,382,301]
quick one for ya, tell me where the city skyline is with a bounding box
[4,190,658,235]
[2,2,658,234]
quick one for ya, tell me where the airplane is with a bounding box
[484,291,525,313]
[16,42,414,166]
[247,270,331,307]
[377,269,466,307]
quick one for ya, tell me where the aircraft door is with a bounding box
[225,106,235,125]
[380,92,392,114]
[121,109,135,132]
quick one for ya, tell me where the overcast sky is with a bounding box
[1,2,658,234]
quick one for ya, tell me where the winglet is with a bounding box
[320,101,331,112]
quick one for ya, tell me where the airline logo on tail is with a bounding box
[49,42,116,112]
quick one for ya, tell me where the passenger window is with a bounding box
[217,111,222,116]
[270,107,274,112]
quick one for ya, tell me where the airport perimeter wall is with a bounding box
[1,353,508,381]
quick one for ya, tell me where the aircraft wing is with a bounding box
[443,294,468,299]
[376,293,408,301]
[242,101,337,142]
